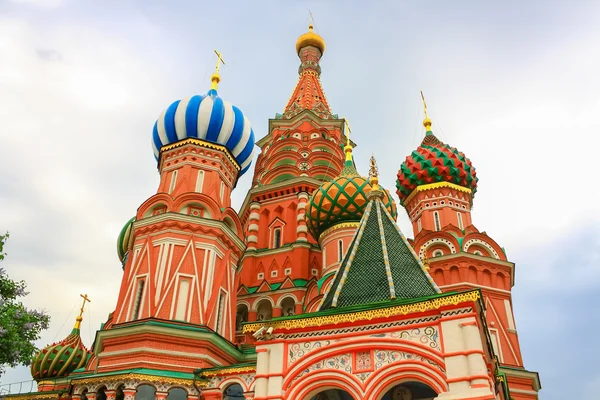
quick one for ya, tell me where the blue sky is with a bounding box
[1,1,599,398]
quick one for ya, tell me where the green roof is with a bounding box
[320,195,439,310]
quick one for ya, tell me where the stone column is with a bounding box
[104,390,117,400]
[272,306,282,318]
[86,393,97,400]
[122,388,136,400]
[296,192,309,242]
[243,392,254,400]
[254,347,270,398]
[200,390,222,400]
[247,202,261,250]
[462,322,491,390]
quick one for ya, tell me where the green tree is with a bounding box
[0,233,50,375]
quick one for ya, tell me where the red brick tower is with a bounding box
[97,63,254,373]
[395,99,541,399]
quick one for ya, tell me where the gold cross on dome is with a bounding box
[343,117,352,146]
[420,90,429,119]
[214,49,225,74]
[78,293,91,318]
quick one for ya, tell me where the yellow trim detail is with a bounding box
[4,393,60,400]
[403,181,472,205]
[319,222,360,241]
[72,373,196,387]
[243,290,480,333]
[199,366,256,377]
[160,138,240,171]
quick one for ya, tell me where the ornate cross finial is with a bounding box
[214,49,226,74]
[309,10,314,29]
[367,154,383,199]
[211,49,226,90]
[74,294,91,330]
[369,154,379,181]
[420,90,432,131]
[343,117,353,161]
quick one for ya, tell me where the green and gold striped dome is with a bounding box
[30,322,90,380]
[306,152,397,240]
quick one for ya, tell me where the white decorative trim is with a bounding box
[418,238,457,259]
[463,238,500,259]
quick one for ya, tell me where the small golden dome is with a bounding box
[295,24,326,55]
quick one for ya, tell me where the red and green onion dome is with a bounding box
[30,321,90,380]
[396,119,478,203]
[306,146,397,240]
[117,216,135,264]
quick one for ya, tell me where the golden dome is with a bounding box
[295,24,326,55]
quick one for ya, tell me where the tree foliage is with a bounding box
[0,233,50,375]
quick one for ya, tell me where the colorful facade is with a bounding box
[7,24,540,400]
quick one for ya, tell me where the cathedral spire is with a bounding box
[283,23,332,118]
[420,90,433,135]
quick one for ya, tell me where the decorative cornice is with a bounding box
[199,366,256,377]
[72,373,194,387]
[404,181,472,206]
[160,138,240,172]
[3,393,61,400]
[243,291,480,333]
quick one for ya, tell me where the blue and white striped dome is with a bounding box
[152,88,255,175]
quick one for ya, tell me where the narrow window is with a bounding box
[169,170,178,194]
[215,290,227,335]
[504,299,516,330]
[273,228,282,248]
[131,279,145,320]
[434,211,441,231]
[457,212,464,230]
[195,170,205,192]
[220,181,225,202]
[417,218,422,232]
[174,279,190,321]
[337,240,344,262]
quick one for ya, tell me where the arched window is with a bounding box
[457,212,464,230]
[380,381,437,400]
[215,290,227,335]
[433,249,444,257]
[96,387,107,400]
[273,228,282,249]
[337,240,344,262]
[433,211,441,231]
[236,304,249,331]
[220,181,225,202]
[310,389,355,400]
[135,385,156,400]
[223,383,244,400]
[166,388,187,400]
[131,279,145,320]
[256,299,272,321]
[417,218,422,232]
[281,297,296,316]
[81,389,89,400]
[116,385,125,400]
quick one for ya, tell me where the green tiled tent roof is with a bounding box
[320,196,439,310]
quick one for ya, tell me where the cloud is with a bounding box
[8,0,64,8]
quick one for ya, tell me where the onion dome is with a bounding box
[117,216,135,264]
[31,298,91,380]
[296,23,326,55]
[396,117,478,203]
[306,140,397,240]
[152,56,256,175]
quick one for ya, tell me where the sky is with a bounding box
[0,0,599,398]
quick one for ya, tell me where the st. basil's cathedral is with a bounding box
[7,23,541,400]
